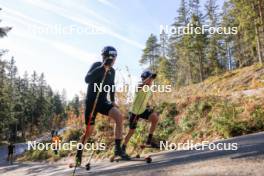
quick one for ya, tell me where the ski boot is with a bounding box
[115,146,130,160]
[145,140,160,149]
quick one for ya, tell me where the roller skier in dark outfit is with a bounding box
[75,46,129,167]
[7,142,15,165]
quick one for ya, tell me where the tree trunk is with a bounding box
[255,24,263,64]
[21,116,25,140]
[253,2,263,64]
[15,121,17,142]
[31,114,33,135]
[228,43,232,70]
[259,0,264,25]
[198,53,204,82]
[188,55,193,84]
[258,0,264,63]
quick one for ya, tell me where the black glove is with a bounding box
[104,58,114,66]
[151,73,157,79]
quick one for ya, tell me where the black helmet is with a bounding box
[141,70,157,80]
[101,46,117,58]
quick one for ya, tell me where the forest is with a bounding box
[141,0,264,85]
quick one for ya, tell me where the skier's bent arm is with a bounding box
[110,69,115,103]
[85,62,104,83]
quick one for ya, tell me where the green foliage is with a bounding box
[0,8,11,38]
[157,57,173,84]
[1,14,68,142]
[174,97,262,139]
[212,102,246,138]
[140,0,264,87]
[155,102,178,140]
[62,128,82,142]
[155,102,178,116]
[133,123,147,144]
[23,148,65,161]
[179,115,197,133]
[0,56,67,142]
[157,117,176,140]
[178,100,212,132]
[140,34,160,72]
[156,102,178,140]
[248,107,264,131]
[58,148,69,158]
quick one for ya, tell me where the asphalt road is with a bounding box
[1,131,264,176]
[57,131,264,176]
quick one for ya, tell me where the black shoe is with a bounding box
[121,144,126,153]
[115,147,130,160]
[146,141,160,148]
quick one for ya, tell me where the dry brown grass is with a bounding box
[154,64,264,144]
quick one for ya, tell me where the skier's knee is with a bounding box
[150,112,159,124]
[109,107,123,125]
[116,115,123,125]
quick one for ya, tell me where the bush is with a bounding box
[156,102,178,117]
[59,148,69,157]
[178,100,211,132]
[62,128,82,142]
[23,148,52,161]
[212,102,246,138]
[157,117,176,140]
[247,107,264,132]
[179,115,197,132]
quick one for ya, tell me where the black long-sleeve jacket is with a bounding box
[85,62,115,103]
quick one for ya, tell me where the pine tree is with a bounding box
[170,0,194,85]
[6,58,19,141]
[160,30,169,57]
[205,0,223,75]
[157,57,173,84]
[0,8,12,38]
[226,0,264,66]
[140,34,160,72]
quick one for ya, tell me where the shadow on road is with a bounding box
[84,132,264,176]
[0,161,67,176]
[1,132,264,176]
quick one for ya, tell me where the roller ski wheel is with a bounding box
[85,163,90,170]
[110,156,115,162]
[145,156,152,163]
[69,163,74,168]
[68,161,81,168]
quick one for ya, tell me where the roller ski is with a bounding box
[110,147,152,163]
[141,140,160,149]
[110,155,152,163]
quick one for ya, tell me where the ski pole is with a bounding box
[72,69,109,176]
[85,136,104,170]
